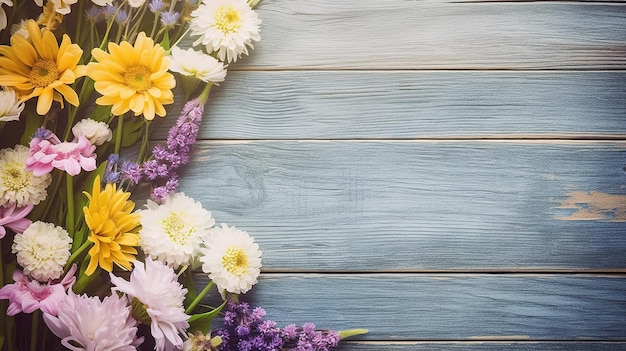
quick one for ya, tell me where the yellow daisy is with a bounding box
[87,32,175,121]
[0,20,86,115]
[83,175,141,276]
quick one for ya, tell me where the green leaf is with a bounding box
[19,105,43,146]
[160,30,171,51]
[118,116,145,148]
[338,329,369,340]
[188,301,227,334]
[88,103,113,123]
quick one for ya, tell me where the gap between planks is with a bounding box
[226,67,626,72]
[226,272,626,277]
[151,136,626,143]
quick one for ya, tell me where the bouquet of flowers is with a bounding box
[0,1,366,350]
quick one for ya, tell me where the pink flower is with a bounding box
[26,128,97,176]
[0,203,33,238]
[0,264,77,316]
[43,290,143,350]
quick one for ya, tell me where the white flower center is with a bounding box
[1,163,31,192]
[28,241,55,262]
[214,6,241,34]
[221,246,248,277]
[160,211,194,245]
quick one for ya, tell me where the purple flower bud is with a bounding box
[34,127,53,140]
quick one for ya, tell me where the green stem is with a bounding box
[0,239,3,289]
[41,172,63,221]
[75,0,85,46]
[99,0,128,51]
[198,83,213,104]
[29,310,40,351]
[137,120,151,164]
[65,174,74,237]
[185,280,214,314]
[65,240,91,272]
[0,240,4,351]
[114,114,124,154]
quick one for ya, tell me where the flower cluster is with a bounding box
[0,1,365,350]
[211,301,342,351]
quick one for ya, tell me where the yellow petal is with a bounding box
[36,87,54,115]
[56,84,79,107]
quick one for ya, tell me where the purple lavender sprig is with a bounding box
[212,302,341,351]
[142,97,205,202]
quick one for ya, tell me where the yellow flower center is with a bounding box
[160,212,193,245]
[214,6,242,34]
[30,59,59,88]
[222,246,248,277]
[1,164,30,192]
[124,65,153,92]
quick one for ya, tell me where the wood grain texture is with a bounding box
[197,274,626,340]
[209,0,626,70]
[155,71,626,139]
[158,0,626,347]
[166,141,626,271]
[333,342,626,351]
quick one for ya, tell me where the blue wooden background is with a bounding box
[155,0,626,349]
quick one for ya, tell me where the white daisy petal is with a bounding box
[0,87,25,122]
[139,192,215,269]
[0,145,52,207]
[200,223,262,296]
[169,46,228,84]
[189,0,262,63]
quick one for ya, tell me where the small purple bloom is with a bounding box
[160,11,180,27]
[121,161,142,185]
[85,6,103,22]
[115,9,129,24]
[149,0,164,12]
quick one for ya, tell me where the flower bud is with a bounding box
[72,118,112,146]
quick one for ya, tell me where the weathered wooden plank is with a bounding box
[197,274,626,340]
[166,141,626,271]
[217,0,626,69]
[334,342,626,351]
[156,71,626,139]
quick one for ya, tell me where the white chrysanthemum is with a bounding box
[110,259,189,351]
[190,0,261,63]
[169,46,228,84]
[128,0,146,7]
[0,0,12,32]
[0,87,25,122]
[10,19,29,38]
[35,0,78,15]
[0,145,52,207]
[43,291,142,351]
[200,224,262,296]
[139,192,215,269]
[91,0,112,6]
[12,221,72,282]
[71,118,112,146]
